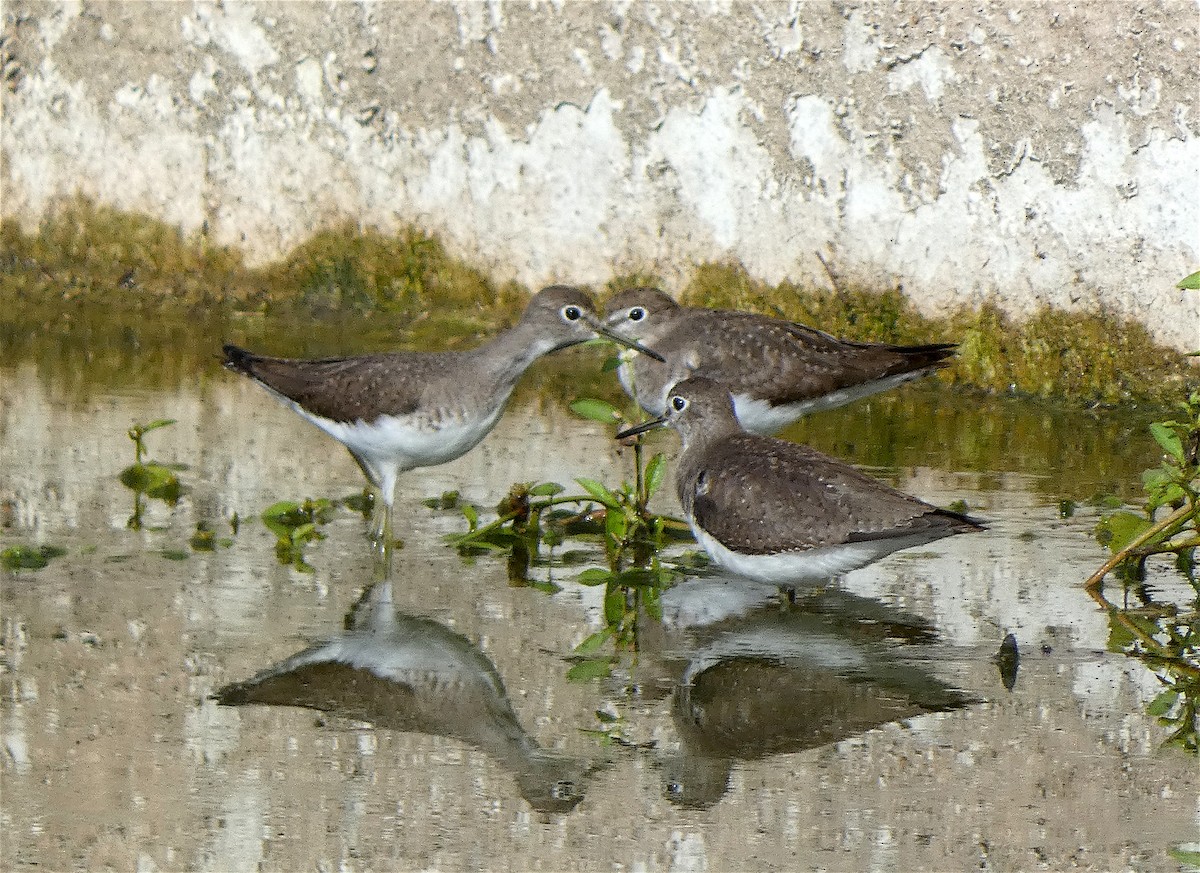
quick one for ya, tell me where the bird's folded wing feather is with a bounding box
[684,435,951,554]
[665,312,952,404]
[237,352,432,422]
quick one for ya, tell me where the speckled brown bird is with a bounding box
[223,285,662,545]
[604,287,956,434]
[617,377,984,585]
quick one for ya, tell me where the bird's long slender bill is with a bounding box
[615,415,668,440]
[585,317,666,362]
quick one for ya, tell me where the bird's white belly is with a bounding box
[267,387,505,473]
[732,371,929,435]
[321,409,503,470]
[689,521,924,586]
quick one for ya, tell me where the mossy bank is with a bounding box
[2,198,1195,408]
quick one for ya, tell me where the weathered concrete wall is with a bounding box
[3,1,1198,351]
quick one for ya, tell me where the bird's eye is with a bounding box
[671,396,688,412]
[628,307,646,322]
[562,305,582,321]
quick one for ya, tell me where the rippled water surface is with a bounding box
[2,310,1196,872]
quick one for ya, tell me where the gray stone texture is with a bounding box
[2,1,1198,350]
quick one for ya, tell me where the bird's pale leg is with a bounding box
[347,449,397,561]
[373,464,402,569]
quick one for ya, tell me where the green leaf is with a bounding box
[569,397,623,425]
[528,482,565,497]
[262,501,301,538]
[566,658,613,682]
[643,585,663,621]
[604,587,626,624]
[262,500,299,520]
[575,477,620,508]
[290,521,317,543]
[1146,689,1179,717]
[1094,511,1152,554]
[140,418,177,433]
[461,504,479,530]
[160,549,190,561]
[574,627,615,655]
[644,452,666,499]
[1176,270,1200,290]
[614,567,660,587]
[594,709,618,723]
[119,463,176,494]
[605,507,628,541]
[576,568,614,586]
[1149,422,1185,463]
[600,355,623,373]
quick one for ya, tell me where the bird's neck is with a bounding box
[468,319,572,391]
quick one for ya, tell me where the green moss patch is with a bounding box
[2,200,1194,406]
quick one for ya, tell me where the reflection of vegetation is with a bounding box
[118,418,188,529]
[4,200,1196,405]
[1087,392,1200,754]
[1,544,67,572]
[438,386,697,681]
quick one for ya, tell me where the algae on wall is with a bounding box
[2,200,1196,407]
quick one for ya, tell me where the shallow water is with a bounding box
[1,311,1197,872]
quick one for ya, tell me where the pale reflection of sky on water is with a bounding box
[2,336,1196,872]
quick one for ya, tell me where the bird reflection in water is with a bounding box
[648,576,977,808]
[214,578,592,814]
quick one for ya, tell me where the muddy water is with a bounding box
[1,313,1196,872]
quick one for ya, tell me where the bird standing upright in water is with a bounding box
[617,377,984,586]
[224,285,663,551]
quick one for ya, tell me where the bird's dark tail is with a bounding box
[895,341,958,370]
[222,343,260,376]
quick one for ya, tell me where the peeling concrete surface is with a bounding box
[2,1,1198,350]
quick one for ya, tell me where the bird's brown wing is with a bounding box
[680,434,978,554]
[657,311,954,404]
[223,345,448,422]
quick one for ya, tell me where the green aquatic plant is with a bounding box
[189,520,234,553]
[1,544,67,572]
[118,418,189,529]
[262,498,336,572]
[1089,391,1200,592]
[1087,391,1200,754]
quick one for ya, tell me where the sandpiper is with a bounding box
[616,377,984,585]
[224,285,662,547]
[604,287,956,434]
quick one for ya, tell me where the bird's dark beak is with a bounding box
[615,415,668,440]
[584,315,665,362]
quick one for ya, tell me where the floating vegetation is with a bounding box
[189,521,234,553]
[1,544,66,572]
[118,418,188,529]
[261,498,337,573]
[436,383,696,681]
[1087,391,1200,753]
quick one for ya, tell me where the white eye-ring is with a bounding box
[628,307,646,322]
[561,305,583,321]
[671,395,688,412]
